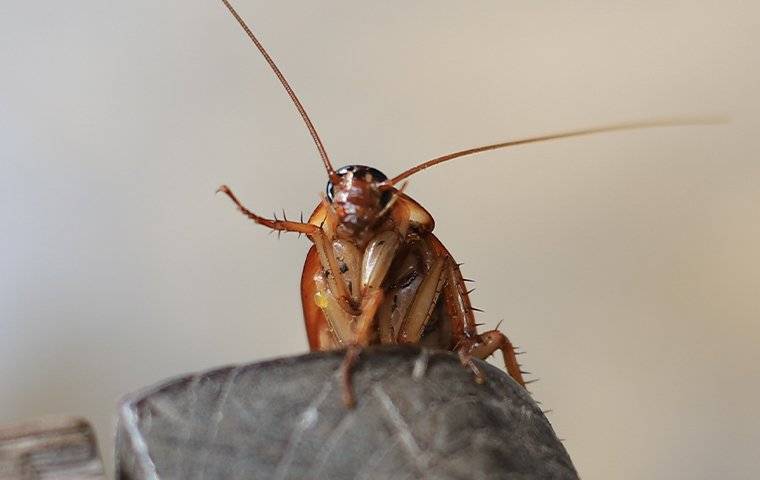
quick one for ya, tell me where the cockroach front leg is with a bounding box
[217,185,320,235]
[340,227,412,407]
[314,268,385,407]
[219,185,357,311]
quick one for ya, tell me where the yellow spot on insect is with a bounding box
[314,291,329,310]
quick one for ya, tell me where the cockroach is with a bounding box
[216,0,720,406]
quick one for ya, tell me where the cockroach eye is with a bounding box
[325,179,337,201]
[326,165,388,201]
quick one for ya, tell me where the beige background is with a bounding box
[2,1,759,478]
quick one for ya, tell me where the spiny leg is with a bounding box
[442,258,479,337]
[217,185,319,235]
[438,257,527,387]
[220,184,384,405]
[340,287,384,408]
[461,329,526,387]
[219,185,356,311]
[438,258,489,383]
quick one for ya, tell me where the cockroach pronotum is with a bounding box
[216,0,720,407]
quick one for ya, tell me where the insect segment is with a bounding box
[216,0,721,406]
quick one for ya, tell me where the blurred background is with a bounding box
[1,1,758,478]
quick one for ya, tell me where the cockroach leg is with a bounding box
[217,185,320,235]
[376,295,396,344]
[396,256,448,344]
[373,181,407,224]
[354,287,384,344]
[331,239,363,305]
[459,330,527,387]
[441,258,479,339]
[218,186,359,314]
[312,234,358,315]
[457,349,486,384]
[440,256,527,388]
[390,196,413,239]
[361,231,402,290]
[313,273,355,346]
[340,287,384,408]
[340,345,362,408]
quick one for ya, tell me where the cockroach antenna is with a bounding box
[389,117,728,184]
[219,0,338,181]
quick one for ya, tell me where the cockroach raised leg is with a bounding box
[217,185,320,235]
[219,185,357,312]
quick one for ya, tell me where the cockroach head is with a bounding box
[326,165,393,236]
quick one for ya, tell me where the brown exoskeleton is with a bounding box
[216,0,721,406]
